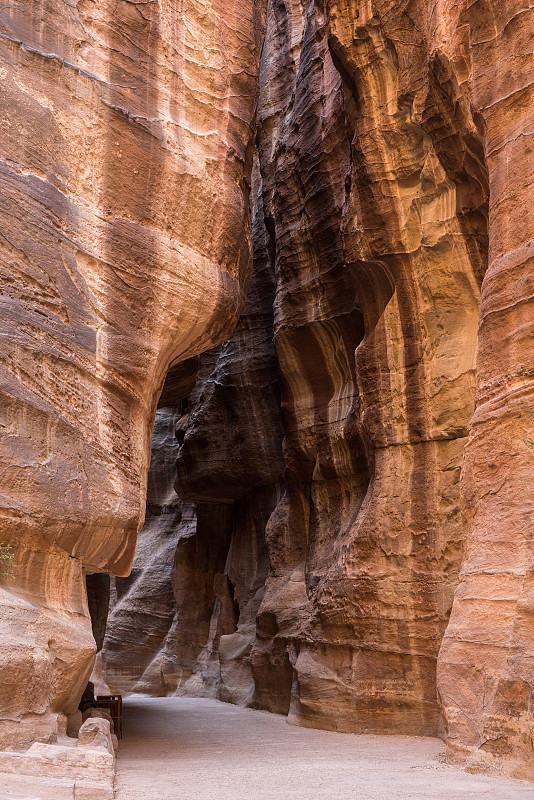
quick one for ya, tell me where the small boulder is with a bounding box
[77,718,115,757]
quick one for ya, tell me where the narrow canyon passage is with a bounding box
[115,697,532,800]
[1,0,533,793]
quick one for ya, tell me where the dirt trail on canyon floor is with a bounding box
[116,697,533,800]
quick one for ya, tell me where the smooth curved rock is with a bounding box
[0,0,265,748]
[103,0,534,782]
[3,0,534,785]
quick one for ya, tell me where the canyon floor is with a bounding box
[116,697,533,800]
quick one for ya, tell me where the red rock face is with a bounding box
[0,0,264,748]
[2,0,534,783]
[101,0,534,783]
[290,0,488,738]
[436,0,534,780]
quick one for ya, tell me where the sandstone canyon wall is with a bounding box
[0,0,265,749]
[103,186,284,702]
[101,0,534,783]
[1,0,533,786]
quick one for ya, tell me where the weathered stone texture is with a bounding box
[435,0,534,780]
[103,182,284,699]
[102,0,534,783]
[0,716,116,799]
[102,406,189,695]
[2,0,534,785]
[0,0,264,749]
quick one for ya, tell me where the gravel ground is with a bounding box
[115,697,533,800]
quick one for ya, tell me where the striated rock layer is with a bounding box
[103,175,284,702]
[102,0,534,783]
[0,0,265,749]
[435,0,534,780]
[1,0,532,784]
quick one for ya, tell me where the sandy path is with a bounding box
[115,697,532,800]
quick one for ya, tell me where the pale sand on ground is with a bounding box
[116,697,533,800]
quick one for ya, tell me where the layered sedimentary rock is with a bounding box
[2,0,533,785]
[0,0,264,749]
[436,0,534,780]
[103,179,284,700]
[102,0,534,783]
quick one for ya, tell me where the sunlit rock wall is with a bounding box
[271,0,487,737]
[103,0,534,783]
[435,0,534,781]
[0,0,265,748]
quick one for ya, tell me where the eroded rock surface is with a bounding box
[103,181,284,700]
[435,0,534,780]
[1,0,533,785]
[102,406,187,695]
[102,0,534,783]
[0,0,264,748]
